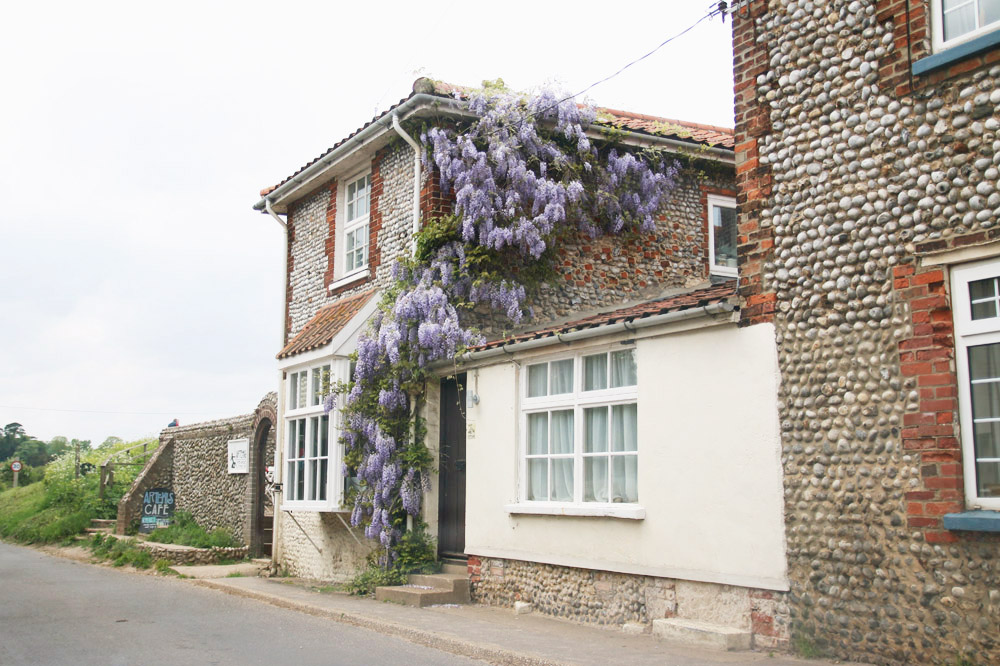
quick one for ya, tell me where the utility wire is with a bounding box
[0,405,222,416]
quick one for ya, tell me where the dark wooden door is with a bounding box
[438,374,467,558]
[256,422,274,557]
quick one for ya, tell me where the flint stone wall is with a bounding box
[116,440,174,535]
[734,1,1000,663]
[138,541,250,565]
[469,556,789,650]
[274,510,372,581]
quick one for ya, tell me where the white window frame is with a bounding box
[340,171,371,280]
[282,358,352,512]
[513,347,642,518]
[707,194,738,278]
[952,257,1000,511]
[932,0,1000,52]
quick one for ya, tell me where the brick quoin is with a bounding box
[322,179,339,291]
[731,0,775,328]
[896,253,961,534]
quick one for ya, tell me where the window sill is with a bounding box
[943,510,1000,532]
[505,503,645,520]
[913,29,1000,76]
[281,503,351,513]
[330,269,370,291]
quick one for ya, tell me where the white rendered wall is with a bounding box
[463,322,789,591]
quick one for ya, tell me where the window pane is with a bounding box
[527,459,548,500]
[527,413,548,454]
[319,415,329,456]
[297,374,307,410]
[527,364,548,397]
[551,459,574,501]
[295,460,305,501]
[297,420,306,457]
[970,277,999,320]
[972,380,1000,419]
[984,0,1000,28]
[974,421,1000,460]
[319,459,328,502]
[978,460,1000,497]
[610,349,637,387]
[550,359,574,394]
[611,404,638,452]
[713,204,738,269]
[943,1,977,41]
[551,410,574,454]
[584,407,608,453]
[611,455,638,503]
[584,354,607,390]
[584,457,608,502]
[969,343,1000,380]
[309,417,319,458]
[309,454,318,501]
[286,461,295,500]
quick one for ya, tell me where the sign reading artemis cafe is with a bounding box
[228,438,249,474]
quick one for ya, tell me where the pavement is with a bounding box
[169,568,853,666]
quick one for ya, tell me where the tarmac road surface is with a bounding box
[0,541,484,666]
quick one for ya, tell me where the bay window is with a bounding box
[283,360,350,511]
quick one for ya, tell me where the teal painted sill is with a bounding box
[943,510,1000,532]
[913,30,1000,76]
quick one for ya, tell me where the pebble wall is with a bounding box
[469,556,789,649]
[734,1,1000,663]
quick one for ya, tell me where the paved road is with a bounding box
[0,542,483,666]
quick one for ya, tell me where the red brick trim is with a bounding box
[323,180,339,291]
[895,260,966,544]
[285,213,296,344]
[732,0,775,327]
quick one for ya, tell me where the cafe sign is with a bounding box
[139,488,175,533]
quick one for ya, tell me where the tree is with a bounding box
[1,423,27,461]
[47,436,71,458]
[14,439,49,467]
[98,436,123,450]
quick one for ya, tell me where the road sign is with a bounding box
[10,461,22,472]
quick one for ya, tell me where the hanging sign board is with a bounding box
[228,438,249,474]
[139,488,175,533]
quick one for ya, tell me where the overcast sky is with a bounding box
[0,1,735,446]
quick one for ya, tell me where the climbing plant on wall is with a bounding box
[334,81,681,564]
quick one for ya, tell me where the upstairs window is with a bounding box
[707,194,737,277]
[952,258,1000,510]
[934,0,1000,49]
[344,172,370,276]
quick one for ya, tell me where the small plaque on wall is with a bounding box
[228,438,249,474]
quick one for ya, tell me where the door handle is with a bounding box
[455,460,466,472]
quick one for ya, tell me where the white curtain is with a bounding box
[551,360,574,394]
[610,350,637,387]
[527,364,548,397]
[527,413,548,500]
[611,404,638,503]
[943,0,976,41]
[584,354,607,391]
[551,410,574,501]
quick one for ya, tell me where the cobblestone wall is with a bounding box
[170,414,255,542]
[526,171,735,322]
[734,2,1000,663]
[274,510,372,581]
[469,556,789,650]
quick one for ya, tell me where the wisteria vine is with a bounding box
[334,82,680,563]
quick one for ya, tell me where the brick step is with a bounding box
[374,572,470,607]
[652,618,751,651]
[85,527,113,535]
[440,561,468,575]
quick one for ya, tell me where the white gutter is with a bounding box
[454,302,736,365]
[263,197,287,565]
[391,113,422,256]
[254,94,472,214]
